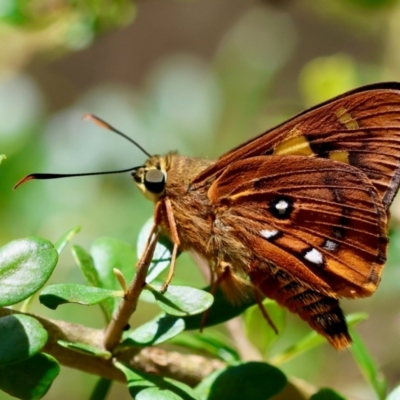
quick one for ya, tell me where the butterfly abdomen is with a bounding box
[249,265,351,349]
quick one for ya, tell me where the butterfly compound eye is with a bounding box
[144,169,166,194]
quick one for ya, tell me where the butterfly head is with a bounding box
[132,155,169,202]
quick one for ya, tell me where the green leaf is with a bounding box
[169,331,240,363]
[183,287,255,330]
[195,362,286,399]
[310,388,346,400]
[137,219,174,283]
[146,284,213,316]
[72,245,114,321]
[244,299,286,356]
[0,237,58,307]
[0,155,6,164]
[54,226,81,254]
[89,378,112,400]
[122,314,185,346]
[271,313,368,365]
[0,314,48,366]
[387,384,400,400]
[39,283,122,310]
[350,330,386,400]
[0,353,60,399]
[72,245,100,286]
[57,341,111,359]
[115,361,200,400]
[90,237,137,288]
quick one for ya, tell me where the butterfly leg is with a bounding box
[253,287,278,335]
[249,263,351,350]
[160,198,181,293]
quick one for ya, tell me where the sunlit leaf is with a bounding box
[0,237,58,307]
[387,384,400,400]
[40,283,122,310]
[122,314,185,347]
[146,284,213,316]
[54,226,81,254]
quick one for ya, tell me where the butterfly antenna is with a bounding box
[14,114,149,190]
[83,114,152,158]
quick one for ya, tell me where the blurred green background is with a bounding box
[2,0,400,399]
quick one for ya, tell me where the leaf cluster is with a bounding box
[0,222,396,399]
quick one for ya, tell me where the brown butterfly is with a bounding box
[16,82,400,350]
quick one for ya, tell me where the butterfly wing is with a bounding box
[194,82,400,210]
[208,155,387,298]
[207,155,387,349]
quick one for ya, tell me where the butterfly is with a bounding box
[17,82,400,349]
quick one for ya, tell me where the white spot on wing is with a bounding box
[275,200,289,213]
[260,229,279,239]
[324,240,338,251]
[304,248,323,265]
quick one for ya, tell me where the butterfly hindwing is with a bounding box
[208,155,388,298]
[194,82,400,209]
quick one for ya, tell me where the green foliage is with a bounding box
[0,227,390,399]
[39,283,122,310]
[0,314,47,366]
[0,353,60,399]
[194,362,286,400]
[115,361,199,400]
[310,388,346,400]
[0,237,58,306]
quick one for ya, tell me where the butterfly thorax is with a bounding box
[132,153,217,254]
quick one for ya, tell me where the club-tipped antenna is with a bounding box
[83,114,152,158]
[14,166,142,189]
[14,114,150,189]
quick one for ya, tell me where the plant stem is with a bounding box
[103,229,160,351]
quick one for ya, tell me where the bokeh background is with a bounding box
[2,0,400,399]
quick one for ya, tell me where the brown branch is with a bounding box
[0,307,225,386]
[103,229,160,351]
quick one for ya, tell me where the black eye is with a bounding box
[144,169,165,193]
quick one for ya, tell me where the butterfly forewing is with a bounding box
[193,82,400,209]
[208,156,388,297]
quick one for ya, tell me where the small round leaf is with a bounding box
[195,362,286,399]
[310,388,346,400]
[0,237,58,306]
[0,314,48,366]
[0,353,60,399]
